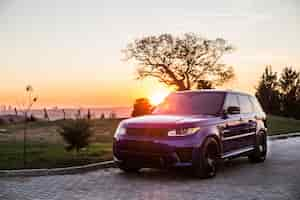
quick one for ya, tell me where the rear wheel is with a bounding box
[193,137,219,178]
[248,131,267,163]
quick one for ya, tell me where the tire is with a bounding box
[193,137,220,178]
[118,163,141,173]
[248,131,267,163]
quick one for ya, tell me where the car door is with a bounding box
[237,95,257,148]
[222,93,245,154]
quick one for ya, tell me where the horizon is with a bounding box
[1,0,300,107]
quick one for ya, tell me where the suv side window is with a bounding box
[223,93,240,114]
[238,95,253,114]
[249,96,264,113]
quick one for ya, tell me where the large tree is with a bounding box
[279,67,300,118]
[279,67,300,95]
[124,33,235,90]
[255,66,281,114]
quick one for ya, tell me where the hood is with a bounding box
[122,114,217,129]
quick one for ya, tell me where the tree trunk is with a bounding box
[173,78,188,91]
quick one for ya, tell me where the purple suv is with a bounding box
[113,90,267,178]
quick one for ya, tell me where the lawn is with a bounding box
[0,142,112,170]
[0,119,121,170]
[0,115,299,170]
[267,115,300,135]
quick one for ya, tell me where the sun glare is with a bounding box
[149,89,171,105]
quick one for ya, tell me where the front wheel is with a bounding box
[193,137,220,178]
[118,163,141,173]
[248,131,267,163]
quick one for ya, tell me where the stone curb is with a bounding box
[0,160,115,178]
[1,133,299,178]
[268,132,300,140]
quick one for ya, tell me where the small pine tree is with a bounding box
[58,119,93,153]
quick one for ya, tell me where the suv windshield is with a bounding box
[153,92,225,115]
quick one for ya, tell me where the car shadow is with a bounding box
[117,157,254,182]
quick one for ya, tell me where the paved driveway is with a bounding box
[1,137,300,200]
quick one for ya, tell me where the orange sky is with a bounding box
[0,0,300,108]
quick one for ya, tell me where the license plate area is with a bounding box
[122,140,162,154]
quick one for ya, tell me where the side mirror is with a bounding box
[227,106,241,115]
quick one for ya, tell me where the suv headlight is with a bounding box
[114,124,126,138]
[167,127,200,137]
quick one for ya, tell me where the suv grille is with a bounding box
[126,128,169,137]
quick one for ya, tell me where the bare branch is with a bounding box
[123,33,235,90]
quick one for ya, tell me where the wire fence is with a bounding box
[0,107,131,121]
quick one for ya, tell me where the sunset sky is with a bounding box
[0,0,300,108]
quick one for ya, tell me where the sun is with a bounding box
[149,89,171,106]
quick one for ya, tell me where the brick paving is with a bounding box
[1,138,300,200]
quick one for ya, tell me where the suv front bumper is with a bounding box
[113,137,197,168]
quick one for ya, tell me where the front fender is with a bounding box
[192,126,222,165]
[194,126,221,148]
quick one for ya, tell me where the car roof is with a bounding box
[174,89,253,97]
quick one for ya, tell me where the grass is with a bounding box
[0,119,121,170]
[0,142,112,170]
[267,115,300,135]
[0,120,61,133]
[0,115,299,170]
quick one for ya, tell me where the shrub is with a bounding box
[131,98,152,117]
[8,117,14,123]
[58,119,93,153]
[100,113,105,120]
[27,114,38,122]
[0,118,6,125]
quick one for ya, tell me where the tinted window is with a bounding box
[250,96,264,113]
[223,94,239,113]
[153,92,225,115]
[238,95,253,113]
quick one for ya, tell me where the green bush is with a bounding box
[58,119,93,153]
[0,118,6,125]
